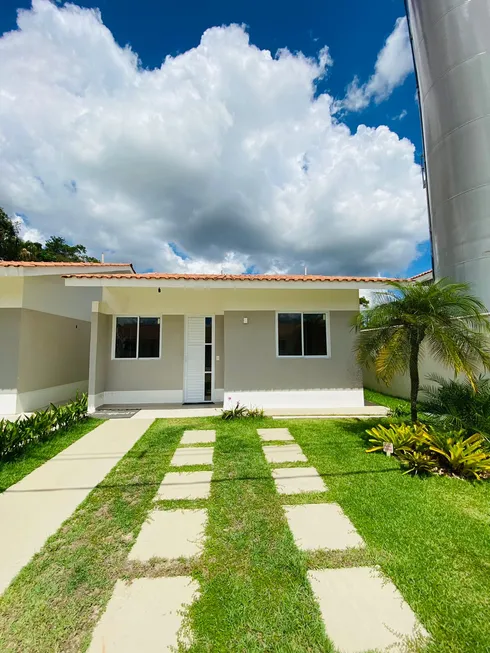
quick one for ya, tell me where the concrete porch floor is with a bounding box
[92,403,389,419]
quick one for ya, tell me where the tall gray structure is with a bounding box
[406,0,490,308]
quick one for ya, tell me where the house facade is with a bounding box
[0,261,133,414]
[63,273,395,412]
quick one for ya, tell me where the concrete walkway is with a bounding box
[0,418,153,596]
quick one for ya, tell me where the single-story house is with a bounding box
[0,261,134,415]
[62,272,397,413]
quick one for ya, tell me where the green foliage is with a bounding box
[388,404,412,419]
[398,450,438,476]
[0,207,22,260]
[0,395,88,460]
[0,205,98,263]
[221,402,265,420]
[420,374,490,438]
[366,420,490,479]
[365,422,422,454]
[355,278,490,422]
[422,430,490,480]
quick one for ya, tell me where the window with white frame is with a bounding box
[277,313,328,357]
[114,317,161,359]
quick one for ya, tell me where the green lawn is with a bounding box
[0,416,489,652]
[0,417,102,492]
[364,387,410,411]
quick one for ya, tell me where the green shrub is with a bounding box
[365,421,490,480]
[422,430,490,480]
[221,402,264,420]
[365,423,422,454]
[0,394,88,460]
[420,374,490,439]
[398,450,438,476]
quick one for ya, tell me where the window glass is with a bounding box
[204,374,212,401]
[205,317,212,344]
[115,317,137,359]
[205,344,212,372]
[303,313,327,356]
[278,313,302,356]
[138,317,160,358]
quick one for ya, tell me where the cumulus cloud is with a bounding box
[0,1,427,274]
[343,17,414,112]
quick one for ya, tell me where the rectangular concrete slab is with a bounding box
[257,428,294,441]
[128,509,207,560]
[155,471,213,500]
[170,447,214,467]
[308,567,428,653]
[180,430,216,444]
[263,444,307,464]
[272,467,327,494]
[87,576,199,653]
[0,418,153,596]
[284,503,364,551]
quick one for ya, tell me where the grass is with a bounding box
[0,417,102,492]
[288,417,490,653]
[364,387,411,411]
[1,415,489,652]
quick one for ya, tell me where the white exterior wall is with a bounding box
[87,286,365,410]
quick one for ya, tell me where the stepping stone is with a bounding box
[155,471,213,500]
[181,430,216,444]
[257,428,294,442]
[308,567,428,653]
[170,447,214,467]
[284,503,364,551]
[128,509,207,561]
[263,444,307,464]
[272,467,327,495]
[87,576,198,653]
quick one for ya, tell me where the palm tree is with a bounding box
[355,279,490,422]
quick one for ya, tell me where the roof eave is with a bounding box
[63,276,398,290]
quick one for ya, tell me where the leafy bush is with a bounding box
[0,394,88,460]
[221,402,264,420]
[365,423,422,454]
[398,450,438,476]
[422,430,490,480]
[387,404,412,419]
[365,421,490,480]
[420,374,490,439]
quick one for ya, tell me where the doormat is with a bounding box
[91,409,140,419]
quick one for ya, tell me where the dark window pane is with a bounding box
[205,344,212,372]
[115,317,137,359]
[205,317,212,344]
[303,313,327,356]
[278,313,302,356]
[204,373,212,401]
[138,317,160,358]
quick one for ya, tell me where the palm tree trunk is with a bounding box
[409,336,420,423]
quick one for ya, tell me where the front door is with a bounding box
[184,316,213,403]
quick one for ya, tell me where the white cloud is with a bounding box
[343,17,414,112]
[0,1,427,275]
[394,109,408,121]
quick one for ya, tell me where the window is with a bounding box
[114,317,161,359]
[277,313,328,357]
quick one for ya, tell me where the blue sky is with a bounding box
[0,0,431,275]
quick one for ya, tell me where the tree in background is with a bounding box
[0,207,22,260]
[355,279,490,422]
[0,207,98,263]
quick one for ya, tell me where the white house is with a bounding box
[62,272,398,413]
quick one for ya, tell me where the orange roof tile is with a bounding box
[0,261,133,269]
[63,272,402,282]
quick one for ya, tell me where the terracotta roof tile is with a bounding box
[0,261,133,268]
[63,272,402,282]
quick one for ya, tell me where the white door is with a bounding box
[184,316,213,403]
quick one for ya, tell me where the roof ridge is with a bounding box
[63,272,403,282]
[0,261,133,267]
